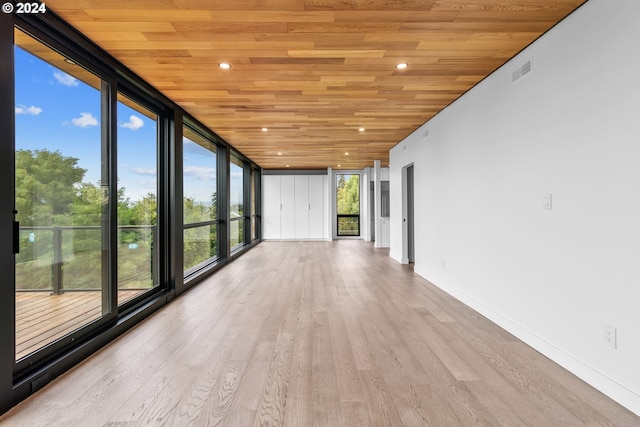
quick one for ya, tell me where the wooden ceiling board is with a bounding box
[44,0,586,170]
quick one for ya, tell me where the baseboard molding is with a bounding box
[415,270,640,417]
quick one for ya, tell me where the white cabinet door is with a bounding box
[294,176,309,239]
[280,176,296,239]
[262,175,281,239]
[308,175,324,239]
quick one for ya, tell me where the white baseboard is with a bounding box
[416,271,640,417]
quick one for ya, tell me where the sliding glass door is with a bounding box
[12,26,164,366]
[116,93,160,305]
[182,125,219,276]
[14,28,114,362]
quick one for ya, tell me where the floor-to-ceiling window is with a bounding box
[3,13,261,414]
[336,173,361,236]
[229,155,245,250]
[182,125,219,276]
[251,167,258,242]
[116,93,160,305]
[13,28,113,361]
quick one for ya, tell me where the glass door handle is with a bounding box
[12,209,19,254]
[13,220,19,254]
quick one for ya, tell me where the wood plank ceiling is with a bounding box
[44,0,586,170]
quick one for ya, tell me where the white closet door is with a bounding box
[262,175,281,239]
[308,175,324,239]
[294,175,310,239]
[280,176,296,239]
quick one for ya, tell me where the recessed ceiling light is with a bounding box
[396,62,408,70]
[219,63,231,69]
[262,127,268,132]
[358,127,365,132]
[344,152,349,156]
[286,164,290,168]
[337,164,341,167]
[277,152,282,155]
[64,58,76,65]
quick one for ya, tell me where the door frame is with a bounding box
[401,163,415,264]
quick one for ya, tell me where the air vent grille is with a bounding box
[512,58,533,83]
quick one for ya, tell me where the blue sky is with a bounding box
[16,45,243,206]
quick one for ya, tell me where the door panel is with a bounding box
[294,176,309,239]
[280,176,295,239]
[262,176,281,239]
[308,176,324,239]
[14,29,113,361]
[116,93,160,305]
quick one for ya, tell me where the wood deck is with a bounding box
[16,290,143,360]
[3,241,638,425]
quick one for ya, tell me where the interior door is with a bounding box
[407,165,415,263]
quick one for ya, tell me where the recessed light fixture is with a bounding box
[277,152,282,155]
[337,164,341,168]
[395,62,408,70]
[219,62,231,69]
[344,152,349,156]
[262,127,268,132]
[358,127,365,132]
[64,58,76,65]
[286,164,290,168]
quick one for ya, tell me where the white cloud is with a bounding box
[70,112,99,127]
[15,105,42,115]
[121,115,144,130]
[132,167,157,176]
[137,179,157,190]
[184,165,216,181]
[53,71,78,87]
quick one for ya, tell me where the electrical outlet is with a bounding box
[603,324,617,349]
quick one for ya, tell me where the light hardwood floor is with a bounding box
[1,241,638,426]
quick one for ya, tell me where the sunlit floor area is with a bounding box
[16,290,143,360]
[2,241,638,426]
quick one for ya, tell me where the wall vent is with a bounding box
[512,58,533,83]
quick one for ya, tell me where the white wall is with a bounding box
[389,0,640,415]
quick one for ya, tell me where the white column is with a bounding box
[373,160,382,248]
[326,167,333,241]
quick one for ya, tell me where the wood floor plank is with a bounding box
[2,241,638,427]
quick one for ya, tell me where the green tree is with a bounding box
[16,149,86,226]
[71,182,104,226]
[183,193,218,271]
[337,174,360,214]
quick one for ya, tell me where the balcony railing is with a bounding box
[337,214,360,236]
[16,225,157,294]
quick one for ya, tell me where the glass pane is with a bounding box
[183,127,217,223]
[182,126,218,276]
[251,169,256,240]
[337,174,360,237]
[230,156,244,221]
[183,224,218,273]
[14,29,108,360]
[230,219,244,250]
[117,94,158,304]
[337,216,360,236]
[337,174,360,214]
